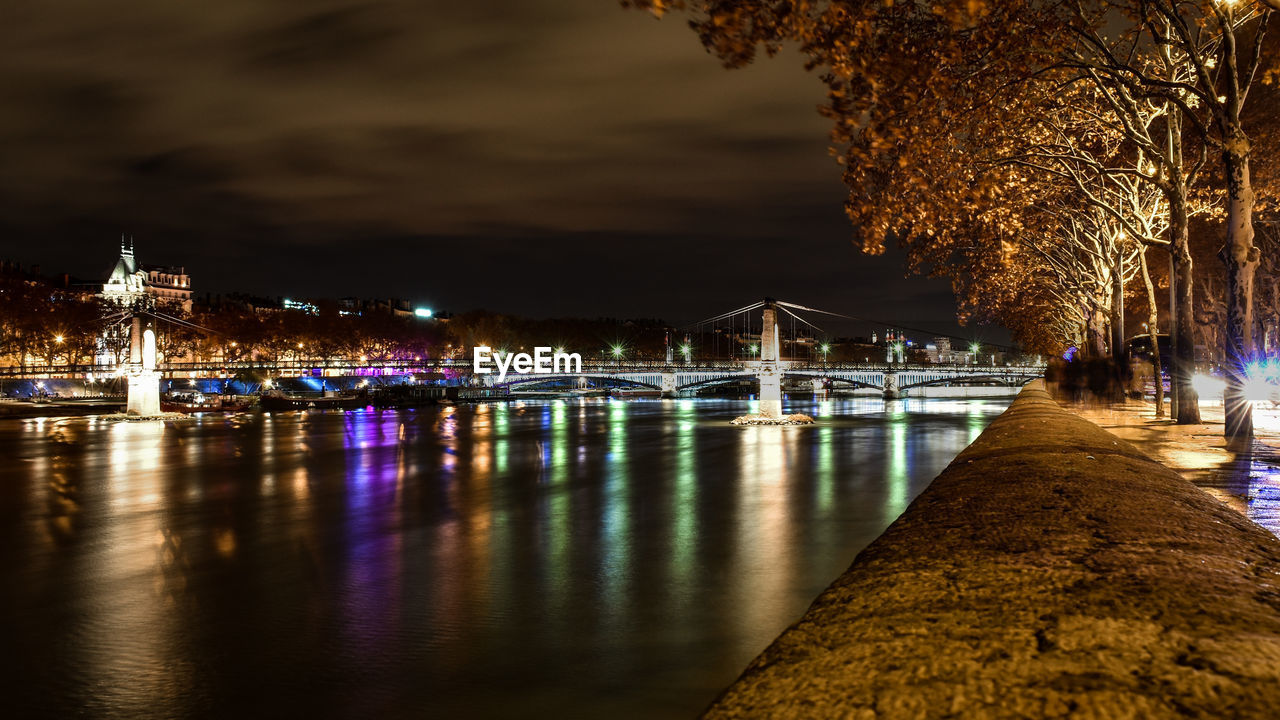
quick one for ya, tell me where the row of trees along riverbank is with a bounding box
[0,279,683,368]
[630,0,1280,438]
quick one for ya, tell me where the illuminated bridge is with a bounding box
[477,360,1044,400]
[0,298,1044,415]
[469,298,1042,414]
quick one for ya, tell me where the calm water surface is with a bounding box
[0,396,1008,719]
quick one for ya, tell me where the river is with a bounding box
[0,396,1009,718]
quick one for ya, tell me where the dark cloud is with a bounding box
[242,5,401,71]
[0,0,1004,342]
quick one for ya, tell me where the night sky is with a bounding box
[0,0,1004,342]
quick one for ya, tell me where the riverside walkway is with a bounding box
[706,381,1280,718]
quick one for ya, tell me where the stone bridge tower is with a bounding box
[758,299,783,418]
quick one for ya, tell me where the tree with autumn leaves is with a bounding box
[628,0,1279,437]
[0,274,109,368]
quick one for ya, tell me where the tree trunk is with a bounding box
[1168,189,1201,423]
[1111,248,1126,362]
[1087,307,1108,358]
[1139,247,1164,418]
[1111,247,1128,399]
[1222,139,1259,439]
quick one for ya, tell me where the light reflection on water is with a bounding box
[0,396,1008,719]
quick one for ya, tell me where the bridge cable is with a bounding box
[774,300,854,320]
[775,300,1019,353]
[685,301,766,329]
[776,305,822,334]
[137,310,222,336]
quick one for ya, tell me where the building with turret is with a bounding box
[101,239,192,312]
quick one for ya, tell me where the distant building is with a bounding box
[197,291,281,314]
[283,298,318,315]
[928,337,983,364]
[101,239,192,312]
[927,337,952,363]
[337,296,422,319]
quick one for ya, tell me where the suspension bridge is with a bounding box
[478,299,1040,416]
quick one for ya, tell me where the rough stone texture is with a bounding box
[731,413,816,426]
[705,382,1280,719]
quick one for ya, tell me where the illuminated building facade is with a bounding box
[101,239,192,312]
[98,239,194,364]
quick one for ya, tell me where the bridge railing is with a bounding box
[0,363,123,378]
[0,358,1047,380]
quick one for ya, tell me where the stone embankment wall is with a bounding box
[706,381,1280,719]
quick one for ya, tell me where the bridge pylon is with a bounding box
[125,315,162,416]
[661,372,678,397]
[758,300,783,418]
[882,372,900,400]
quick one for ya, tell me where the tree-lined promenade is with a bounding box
[629,0,1280,438]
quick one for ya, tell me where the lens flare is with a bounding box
[1191,373,1225,401]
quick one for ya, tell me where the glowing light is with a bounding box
[1244,375,1273,403]
[263,378,274,389]
[54,335,64,344]
[1191,373,1225,400]
[611,345,624,358]
[414,307,433,318]
[1244,360,1280,403]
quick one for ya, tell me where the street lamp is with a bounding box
[680,343,691,362]
[971,342,980,365]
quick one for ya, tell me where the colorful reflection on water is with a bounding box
[0,396,1009,719]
